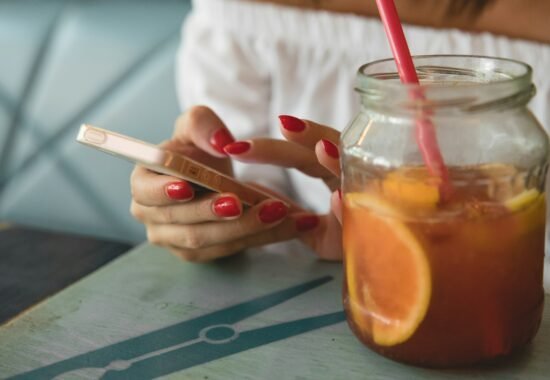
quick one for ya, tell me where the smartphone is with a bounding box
[76,124,274,206]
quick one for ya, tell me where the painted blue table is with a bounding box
[0,242,549,379]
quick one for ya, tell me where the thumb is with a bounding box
[173,106,236,158]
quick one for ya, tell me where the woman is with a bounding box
[130,0,550,262]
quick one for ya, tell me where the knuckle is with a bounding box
[187,105,212,122]
[129,168,144,198]
[159,206,175,224]
[194,246,233,263]
[146,229,162,246]
[210,245,235,260]
[181,105,213,129]
[270,225,294,243]
[129,167,138,187]
[233,221,253,237]
[131,187,147,205]
[200,197,215,216]
[176,250,201,262]
[182,229,206,250]
[129,202,143,221]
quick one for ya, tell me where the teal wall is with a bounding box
[0,0,192,243]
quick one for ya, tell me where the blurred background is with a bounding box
[0,0,192,245]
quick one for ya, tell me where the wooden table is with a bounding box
[0,242,549,379]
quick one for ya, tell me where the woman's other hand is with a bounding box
[223,115,343,261]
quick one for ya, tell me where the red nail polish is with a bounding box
[166,181,193,200]
[259,201,288,224]
[337,189,342,200]
[321,139,339,159]
[279,115,306,132]
[296,215,320,232]
[210,128,235,155]
[223,141,251,155]
[213,196,241,218]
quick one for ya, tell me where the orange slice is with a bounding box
[504,188,541,212]
[344,193,431,346]
[382,167,440,210]
[505,189,546,236]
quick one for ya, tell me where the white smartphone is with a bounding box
[76,124,274,206]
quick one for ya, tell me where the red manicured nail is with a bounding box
[259,201,288,224]
[223,141,251,155]
[210,128,235,155]
[321,139,339,159]
[213,196,241,218]
[166,181,193,200]
[279,115,306,132]
[337,189,342,200]
[296,215,320,232]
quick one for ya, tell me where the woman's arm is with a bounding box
[249,0,550,43]
[472,0,549,43]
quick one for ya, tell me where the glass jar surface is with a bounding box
[341,55,549,367]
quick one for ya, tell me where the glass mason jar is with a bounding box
[341,55,549,367]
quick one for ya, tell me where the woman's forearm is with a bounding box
[473,0,550,43]
[248,0,550,43]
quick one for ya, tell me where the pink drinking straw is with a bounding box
[375,0,452,199]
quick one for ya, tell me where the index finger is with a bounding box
[173,106,236,158]
[224,138,334,180]
[279,115,341,150]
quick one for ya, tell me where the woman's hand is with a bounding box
[223,115,344,261]
[130,106,320,262]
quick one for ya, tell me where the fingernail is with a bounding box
[223,141,251,155]
[321,139,339,159]
[296,215,320,232]
[259,201,288,224]
[337,189,342,200]
[210,128,235,155]
[166,181,193,200]
[279,115,306,132]
[213,196,241,218]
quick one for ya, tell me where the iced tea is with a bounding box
[342,164,546,367]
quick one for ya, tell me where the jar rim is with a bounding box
[358,54,532,89]
[357,55,534,113]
